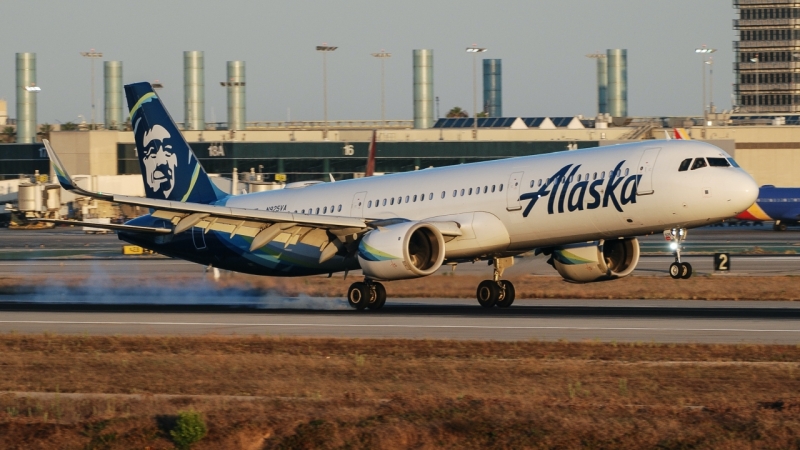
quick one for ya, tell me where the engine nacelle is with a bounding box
[550,238,640,283]
[358,221,446,281]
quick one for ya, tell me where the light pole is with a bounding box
[80,49,103,129]
[695,46,716,117]
[371,50,391,126]
[751,55,760,113]
[316,44,337,139]
[466,45,487,138]
[706,57,714,114]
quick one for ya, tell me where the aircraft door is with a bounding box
[636,148,661,195]
[350,191,367,217]
[192,226,207,250]
[506,171,524,211]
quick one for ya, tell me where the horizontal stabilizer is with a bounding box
[31,219,172,234]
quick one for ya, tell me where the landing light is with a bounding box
[669,242,679,250]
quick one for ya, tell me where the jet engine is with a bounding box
[548,238,640,283]
[357,221,446,281]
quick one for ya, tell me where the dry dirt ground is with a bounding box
[3,273,800,301]
[1,335,800,449]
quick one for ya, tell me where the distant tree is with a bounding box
[477,111,488,118]
[38,123,52,141]
[1,126,15,143]
[446,107,469,118]
[60,122,78,131]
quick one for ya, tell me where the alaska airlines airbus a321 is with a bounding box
[40,82,759,310]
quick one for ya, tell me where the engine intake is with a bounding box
[358,221,446,280]
[550,238,640,283]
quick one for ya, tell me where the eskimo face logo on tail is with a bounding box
[519,160,641,218]
[141,125,177,198]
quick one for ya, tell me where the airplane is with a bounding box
[736,185,800,231]
[39,82,759,310]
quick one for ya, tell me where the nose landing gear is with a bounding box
[665,228,692,279]
[476,257,516,308]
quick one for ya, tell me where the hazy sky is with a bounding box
[0,0,736,125]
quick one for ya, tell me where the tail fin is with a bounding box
[365,130,377,177]
[125,82,224,204]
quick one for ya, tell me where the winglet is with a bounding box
[42,139,112,200]
[43,139,77,191]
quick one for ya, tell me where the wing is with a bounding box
[44,139,368,261]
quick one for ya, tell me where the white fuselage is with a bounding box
[224,140,758,260]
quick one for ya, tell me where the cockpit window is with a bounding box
[678,158,692,172]
[707,157,730,167]
[727,158,741,168]
[691,158,707,170]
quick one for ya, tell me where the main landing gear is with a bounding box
[476,257,516,308]
[664,228,692,279]
[347,280,387,310]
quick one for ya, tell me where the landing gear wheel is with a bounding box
[680,262,693,279]
[495,280,516,308]
[367,282,387,310]
[774,222,787,231]
[669,263,682,279]
[347,282,370,310]
[477,280,500,308]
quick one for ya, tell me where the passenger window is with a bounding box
[398,197,402,204]
[413,195,417,202]
[593,172,597,180]
[601,171,605,179]
[624,168,629,176]
[469,188,473,195]
[483,186,488,193]
[499,184,503,192]
[691,158,707,170]
[453,190,457,197]
[679,158,692,171]
[315,208,320,214]
[577,174,582,182]
[391,198,395,205]
[331,205,334,213]
[492,185,496,192]
[707,157,731,167]
[476,186,481,195]
[405,195,410,203]
[538,179,542,187]
[382,199,386,206]
[430,193,435,200]
[324,206,328,213]
[338,205,342,212]
[460,189,465,196]
[301,209,305,214]
[585,173,589,181]
[530,180,535,188]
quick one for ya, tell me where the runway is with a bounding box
[0,299,798,344]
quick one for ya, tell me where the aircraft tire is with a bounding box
[774,222,787,231]
[367,282,387,310]
[495,280,516,308]
[669,263,682,279]
[680,262,693,279]
[477,280,500,308]
[347,282,370,310]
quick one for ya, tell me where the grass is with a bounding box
[1,334,800,448]
[3,273,800,301]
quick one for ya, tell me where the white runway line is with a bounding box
[0,320,798,333]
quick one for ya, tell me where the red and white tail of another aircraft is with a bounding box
[664,128,691,140]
